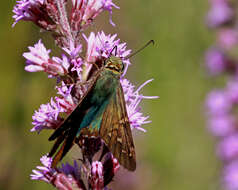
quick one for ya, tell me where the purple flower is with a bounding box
[12,0,43,26]
[31,155,55,183]
[206,90,231,115]
[224,161,238,190]
[218,135,238,161]
[31,155,86,189]
[84,31,131,63]
[58,161,82,182]
[83,31,131,78]
[218,29,238,49]
[206,0,233,28]
[12,0,56,29]
[121,79,158,132]
[90,161,104,189]
[226,79,238,104]
[205,48,227,75]
[31,98,64,133]
[31,81,83,134]
[23,40,70,77]
[56,82,78,113]
[62,41,82,59]
[208,115,234,137]
[71,57,84,78]
[71,0,119,31]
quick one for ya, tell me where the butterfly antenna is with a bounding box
[124,40,154,59]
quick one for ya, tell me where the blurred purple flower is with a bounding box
[206,0,233,28]
[218,29,238,49]
[226,79,238,104]
[206,90,231,115]
[205,48,227,75]
[208,115,234,137]
[224,161,238,190]
[218,135,238,161]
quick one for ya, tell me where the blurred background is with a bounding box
[0,0,220,190]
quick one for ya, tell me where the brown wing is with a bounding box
[99,83,136,171]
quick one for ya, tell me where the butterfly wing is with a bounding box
[48,70,102,167]
[99,83,136,171]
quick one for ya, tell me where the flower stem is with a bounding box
[56,0,74,45]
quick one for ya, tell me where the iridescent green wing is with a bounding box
[48,69,102,168]
[99,83,136,171]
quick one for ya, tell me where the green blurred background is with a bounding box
[0,0,221,190]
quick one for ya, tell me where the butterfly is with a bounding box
[48,53,136,171]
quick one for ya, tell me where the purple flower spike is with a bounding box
[205,48,227,76]
[12,0,158,187]
[24,40,70,77]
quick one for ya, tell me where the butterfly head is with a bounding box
[104,56,124,75]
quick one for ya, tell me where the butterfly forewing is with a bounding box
[48,69,103,167]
